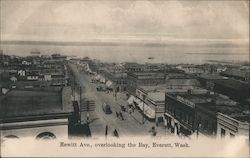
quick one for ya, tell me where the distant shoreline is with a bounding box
[1,41,248,64]
[1,40,248,48]
[186,53,249,55]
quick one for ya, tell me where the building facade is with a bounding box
[0,87,74,142]
[127,72,165,95]
[217,113,249,139]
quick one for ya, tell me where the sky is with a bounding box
[1,0,249,44]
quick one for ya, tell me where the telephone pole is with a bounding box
[79,86,82,123]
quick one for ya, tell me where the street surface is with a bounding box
[69,63,169,138]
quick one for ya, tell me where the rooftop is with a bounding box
[138,81,201,94]
[0,86,73,123]
[129,72,165,79]
[214,79,249,91]
[230,113,250,123]
[198,73,226,80]
[147,92,165,102]
[197,102,249,123]
[166,78,199,86]
[167,90,249,123]
[166,90,238,108]
[138,84,167,93]
[221,69,250,78]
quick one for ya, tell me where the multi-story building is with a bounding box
[135,86,165,122]
[217,112,249,139]
[131,79,199,125]
[127,72,165,95]
[176,64,206,74]
[212,79,250,103]
[51,54,67,61]
[165,90,198,136]
[0,86,74,141]
[198,73,249,104]
[197,73,227,90]
[100,68,127,92]
[124,62,170,73]
[164,89,245,137]
[165,74,200,89]
[124,63,145,72]
[220,68,250,82]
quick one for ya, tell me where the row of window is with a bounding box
[167,104,193,126]
[3,132,56,140]
[221,128,235,138]
[115,80,127,84]
[197,115,216,133]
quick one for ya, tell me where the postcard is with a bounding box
[0,0,249,157]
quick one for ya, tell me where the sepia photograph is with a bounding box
[0,0,249,157]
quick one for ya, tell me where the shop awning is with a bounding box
[137,102,144,110]
[164,112,175,119]
[135,99,156,119]
[95,75,101,80]
[100,76,106,83]
[164,112,191,131]
[127,96,156,119]
[127,96,135,105]
[133,98,141,105]
[106,80,113,87]
[144,105,155,119]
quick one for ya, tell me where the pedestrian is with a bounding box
[164,118,167,129]
[119,112,124,120]
[105,125,108,138]
[86,113,90,123]
[149,126,157,136]
[116,112,119,118]
[121,105,126,112]
[128,107,132,114]
[113,129,119,138]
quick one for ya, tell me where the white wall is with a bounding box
[1,119,69,140]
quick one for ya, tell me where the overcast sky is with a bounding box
[0,0,249,44]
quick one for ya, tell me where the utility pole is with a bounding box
[73,75,75,101]
[80,86,82,123]
[80,99,95,124]
[142,102,145,124]
[86,100,89,123]
[105,125,108,138]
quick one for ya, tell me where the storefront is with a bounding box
[106,80,113,91]
[100,76,106,83]
[127,95,156,120]
[164,112,192,136]
[95,74,101,81]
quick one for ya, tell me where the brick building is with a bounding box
[127,72,165,95]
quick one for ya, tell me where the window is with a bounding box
[197,116,201,124]
[5,135,19,139]
[169,105,172,113]
[184,113,188,123]
[176,110,180,119]
[180,112,184,121]
[204,120,208,130]
[36,132,56,140]
[221,128,226,138]
[188,115,192,125]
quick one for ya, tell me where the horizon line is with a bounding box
[1,40,248,48]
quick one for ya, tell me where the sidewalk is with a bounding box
[71,64,171,137]
[103,91,170,137]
